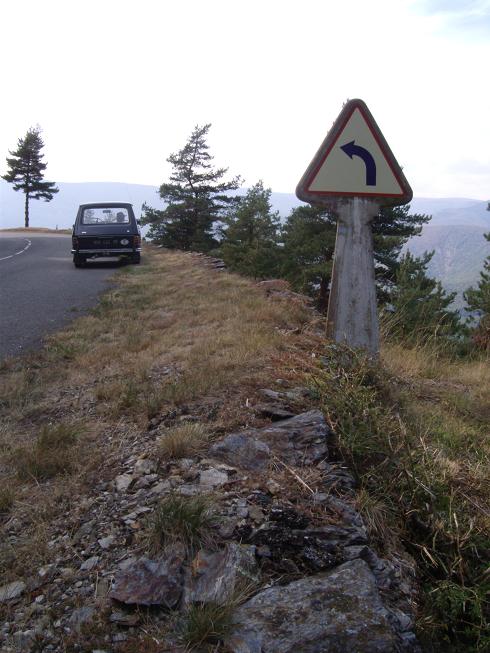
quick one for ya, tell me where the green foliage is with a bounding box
[2,126,59,228]
[145,494,216,553]
[310,345,489,652]
[464,231,490,349]
[372,204,431,301]
[280,205,336,311]
[142,124,241,252]
[221,181,281,278]
[385,250,461,342]
[280,203,430,309]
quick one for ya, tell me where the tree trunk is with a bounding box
[24,192,29,228]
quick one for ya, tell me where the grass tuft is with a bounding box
[158,423,209,460]
[177,601,235,650]
[11,422,82,481]
[0,483,14,514]
[145,494,216,554]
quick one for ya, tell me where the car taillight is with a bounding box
[133,235,141,247]
[72,236,78,247]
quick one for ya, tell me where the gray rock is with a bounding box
[110,610,141,626]
[184,543,258,605]
[210,433,271,472]
[98,536,115,550]
[134,458,157,476]
[199,468,229,488]
[149,480,171,495]
[69,606,95,630]
[0,580,26,603]
[110,552,184,608]
[115,474,134,492]
[227,559,396,653]
[255,410,330,466]
[210,411,330,473]
[80,556,99,571]
[254,404,297,421]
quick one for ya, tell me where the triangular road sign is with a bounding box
[296,99,412,207]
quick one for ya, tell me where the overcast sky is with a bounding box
[1,0,489,200]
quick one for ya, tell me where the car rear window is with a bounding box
[81,207,130,225]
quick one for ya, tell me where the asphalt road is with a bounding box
[0,233,119,360]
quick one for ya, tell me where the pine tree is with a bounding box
[142,124,241,252]
[387,250,460,341]
[464,224,490,349]
[281,203,430,309]
[221,181,281,278]
[280,206,336,311]
[2,127,59,228]
[373,204,431,302]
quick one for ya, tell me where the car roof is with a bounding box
[79,202,134,209]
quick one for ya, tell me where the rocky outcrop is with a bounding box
[0,399,419,652]
[227,559,396,653]
[210,409,332,470]
[110,551,184,608]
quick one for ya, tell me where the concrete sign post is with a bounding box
[296,99,412,355]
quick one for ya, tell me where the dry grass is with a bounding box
[0,245,313,592]
[158,422,210,460]
[0,482,14,514]
[10,422,83,481]
[312,342,489,651]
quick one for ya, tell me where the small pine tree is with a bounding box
[387,250,461,342]
[280,205,336,311]
[373,204,431,302]
[142,124,241,252]
[464,224,490,349]
[2,127,59,228]
[221,181,281,278]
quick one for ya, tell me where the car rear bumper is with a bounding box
[72,248,141,254]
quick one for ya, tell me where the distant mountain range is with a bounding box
[1,180,488,304]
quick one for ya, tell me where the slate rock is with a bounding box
[227,559,396,653]
[80,556,99,571]
[184,543,258,605]
[110,551,184,608]
[199,468,229,488]
[210,433,271,472]
[115,474,134,492]
[0,580,26,603]
[254,404,297,421]
[210,410,330,472]
[256,410,330,466]
[249,523,367,573]
[70,606,95,630]
[134,458,157,476]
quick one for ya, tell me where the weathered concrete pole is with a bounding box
[326,198,380,355]
[295,99,413,356]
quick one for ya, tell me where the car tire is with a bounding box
[131,254,141,265]
[73,254,86,268]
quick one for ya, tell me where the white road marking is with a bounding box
[0,239,32,261]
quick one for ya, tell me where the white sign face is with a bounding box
[296,99,412,206]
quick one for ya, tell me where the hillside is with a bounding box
[406,199,489,307]
[0,247,487,652]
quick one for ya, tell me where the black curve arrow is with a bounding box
[340,140,377,186]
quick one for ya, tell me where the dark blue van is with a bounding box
[71,202,141,267]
